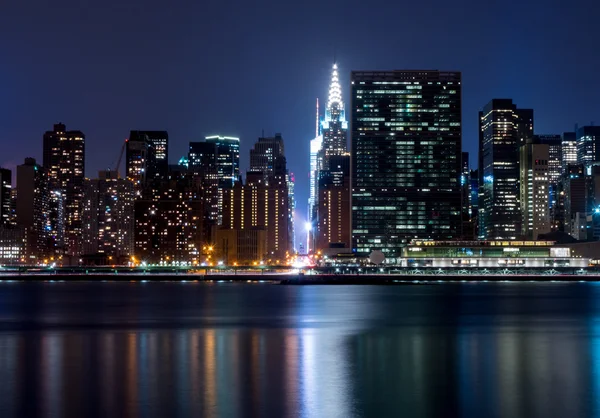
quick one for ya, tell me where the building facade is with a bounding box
[16,158,50,261]
[562,132,578,172]
[563,164,586,239]
[520,139,550,239]
[0,168,11,226]
[83,170,134,257]
[43,123,85,255]
[221,172,290,261]
[576,126,600,167]
[188,135,240,230]
[351,70,462,256]
[316,155,351,251]
[126,130,169,192]
[478,99,533,240]
[134,176,204,264]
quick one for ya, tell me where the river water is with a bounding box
[0,281,598,417]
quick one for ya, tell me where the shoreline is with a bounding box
[0,273,598,284]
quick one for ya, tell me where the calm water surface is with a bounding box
[0,281,599,417]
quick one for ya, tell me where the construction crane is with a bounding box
[109,139,128,178]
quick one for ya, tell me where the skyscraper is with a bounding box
[0,168,11,226]
[126,130,169,191]
[82,170,134,258]
[42,123,85,255]
[308,134,323,221]
[205,135,240,188]
[520,138,550,239]
[536,135,562,188]
[461,152,475,239]
[17,158,50,261]
[576,126,600,167]
[563,164,586,239]
[134,176,204,264]
[562,132,577,172]
[249,134,287,181]
[188,135,240,229]
[351,70,462,257]
[478,99,533,240]
[319,63,348,170]
[221,171,290,260]
[316,154,351,251]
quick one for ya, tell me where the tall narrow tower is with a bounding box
[319,63,348,170]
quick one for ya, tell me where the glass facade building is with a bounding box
[126,131,169,190]
[351,70,462,257]
[576,126,600,167]
[478,99,533,240]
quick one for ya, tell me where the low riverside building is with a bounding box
[320,240,589,268]
[0,226,25,265]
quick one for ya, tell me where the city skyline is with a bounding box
[2,0,600,227]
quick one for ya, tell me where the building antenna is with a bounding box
[316,98,319,137]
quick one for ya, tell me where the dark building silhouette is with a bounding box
[16,158,50,261]
[126,130,169,191]
[249,134,287,181]
[563,164,586,239]
[315,154,351,251]
[188,135,240,229]
[0,168,11,226]
[351,70,462,257]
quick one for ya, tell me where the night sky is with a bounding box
[1,0,599,230]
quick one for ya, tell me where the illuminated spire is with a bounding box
[327,63,343,109]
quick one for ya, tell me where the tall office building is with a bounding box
[536,135,562,188]
[188,135,240,230]
[318,63,348,170]
[316,154,351,251]
[520,138,550,239]
[0,168,11,226]
[287,172,296,252]
[587,165,600,241]
[461,152,475,239]
[576,126,600,167]
[470,169,479,235]
[478,99,533,240]
[221,171,290,260]
[351,70,462,257]
[562,132,578,172]
[563,164,587,239]
[126,130,169,191]
[205,135,240,187]
[249,134,287,181]
[134,176,204,264]
[82,170,134,257]
[16,158,50,261]
[536,134,562,227]
[308,134,323,222]
[43,123,85,255]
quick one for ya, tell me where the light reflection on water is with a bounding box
[0,282,598,417]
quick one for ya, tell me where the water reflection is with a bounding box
[0,283,598,417]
